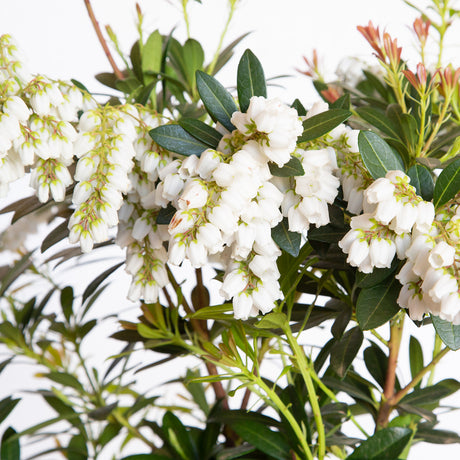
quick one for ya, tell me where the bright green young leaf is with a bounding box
[268,156,304,177]
[196,70,237,132]
[150,124,209,156]
[298,109,352,142]
[183,38,205,89]
[407,164,434,201]
[271,218,301,257]
[433,158,460,209]
[237,49,267,113]
[358,131,405,179]
[231,420,291,460]
[45,372,85,393]
[346,427,412,460]
[255,312,288,329]
[431,315,460,350]
[162,411,197,460]
[142,30,162,84]
[1,427,20,460]
[356,278,401,330]
[330,326,363,378]
[178,118,222,148]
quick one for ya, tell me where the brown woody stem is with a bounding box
[83,0,124,80]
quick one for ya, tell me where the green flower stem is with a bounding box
[415,93,429,157]
[283,326,325,460]
[182,0,191,38]
[390,346,450,406]
[428,333,443,385]
[112,410,156,449]
[249,371,314,460]
[421,98,451,157]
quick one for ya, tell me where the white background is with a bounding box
[1,0,460,459]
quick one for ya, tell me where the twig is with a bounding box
[83,0,124,80]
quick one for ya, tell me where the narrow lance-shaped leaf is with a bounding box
[358,131,405,179]
[330,326,363,378]
[178,118,222,148]
[433,158,460,209]
[196,70,237,132]
[237,49,267,113]
[149,124,209,156]
[1,427,20,460]
[298,109,352,142]
[407,163,434,201]
[269,156,304,177]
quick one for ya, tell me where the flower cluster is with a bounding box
[339,171,433,273]
[397,200,460,323]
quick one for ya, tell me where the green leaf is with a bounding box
[121,455,171,460]
[400,378,460,406]
[230,420,291,460]
[331,93,350,110]
[363,342,388,389]
[291,98,306,116]
[196,70,237,132]
[189,303,233,320]
[142,30,162,84]
[416,426,460,444]
[178,118,222,148]
[185,369,209,416]
[82,262,124,305]
[355,107,401,139]
[355,259,399,289]
[71,79,89,93]
[346,427,412,460]
[156,204,176,225]
[358,131,405,179]
[130,41,143,82]
[298,109,352,142]
[432,315,460,350]
[1,427,20,460]
[255,312,288,330]
[40,221,69,253]
[67,434,88,460]
[237,49,267,113]
[45,372,85,393]
[356,278,401,330]
[271,218,301,257]
[0,397,20,425]
[409,336,424,387]
[0,251,33,297]
[433,158,460,208]
[269,156,304,177]
[162,411,197,460]
[307,224,347,244]
[210,32,251,76]
[150,124,209,156]
[183,39,205,89]
[60,286,74,323]
[330,326,363,378]
[407,164,434,201]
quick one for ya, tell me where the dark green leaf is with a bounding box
[88,403,118,421]
[268,156,304,177]
[358,131,405,179]
[95,72,119,91]
[432,315,460,350]
[67,434,88,460]
[355,107,401,139]
[82,262,123,305]
[331,307,351,339]
[307,224,347,244]
[330,326,363,378]
[271,218,301,257]
[409,336,424,386]
[150,124,209,156]
[0,358,14,376]
[178,118,222,148]
[0,397,20,425]
[1,427,20,460]
[142,30,162,84]
[400,379,460,406]
[291,98,306,116]
[298,109,352,142]
[71,79,89,93]
[196,70,237,132]
[116,77,142,95]
[356,278,401,330]
[60,286,74,323]
[400,113,418,151]
[416,426,460,444]
[407,164,434,201]
[156,203,176,225]
[346,427,412,460]
[130,40,143,81]
[433,158,460,208]
[120,456,171,460]
[185,369,209,416]
[355,259,399,288]
[210,32,251,76]
[40,221,69,253]
[98,423,121,448]
[231,420,290,460]
[0,252,33,297]
[331,93,350,110]
[135,81,157,105]
[162,411,197,460]
[237,49,267,113]
[363,342,388,389]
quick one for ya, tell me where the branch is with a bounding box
[83,0,124,80]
